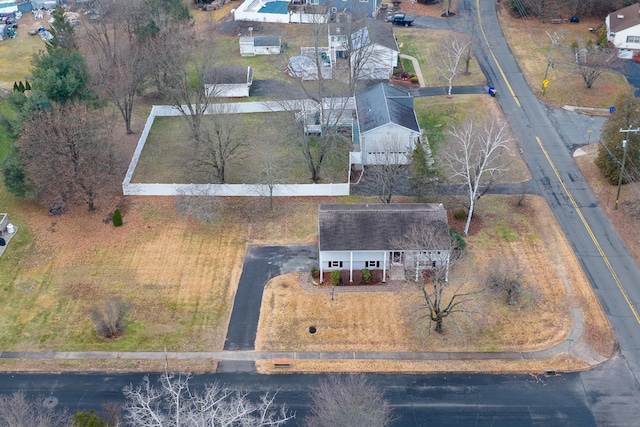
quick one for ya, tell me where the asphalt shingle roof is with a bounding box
[609,3,640,33]
[253,36,281,47]
[318,203,449,251]
[355,83,420,133]
[204,66,252,85]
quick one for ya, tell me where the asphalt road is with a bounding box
[0,4,638,427]
[464,0,640,424]
[0,372,597,427]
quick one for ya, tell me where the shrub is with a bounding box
[311,266,319,279]
[362,268,372,284]
[112,208,123,226]
[410,76,419,84]
[90,296,130,339]
[331,270,341,286]
[450,227,466,252]
[453,208,467,220]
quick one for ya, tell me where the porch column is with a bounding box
[349,251,353,283]
[382,251,387,282]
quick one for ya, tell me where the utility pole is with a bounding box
[615,139,627,210]
[616,127,640,209]
[541,32,562,95]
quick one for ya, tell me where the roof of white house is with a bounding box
[608,3,640,33]
[351,20,398,52]
[204,66,253,85]
[240,35,281,47]
[318,203,449,251]
[355,83,420,134]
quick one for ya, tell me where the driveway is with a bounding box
[223,245,317,351]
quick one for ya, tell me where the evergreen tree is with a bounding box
[595,91,640,185]
[47,6,78,51]
[410,139,439,202]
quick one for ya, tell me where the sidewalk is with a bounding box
[0,284,608,369]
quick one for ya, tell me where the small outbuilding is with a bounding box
[204,66,253,98]
[239,35,281,56]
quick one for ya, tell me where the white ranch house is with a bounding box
[606,3,640,59]
[318,203,451,283]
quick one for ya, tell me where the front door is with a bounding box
[391,251,403,266]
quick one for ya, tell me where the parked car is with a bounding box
[387,13,415,26]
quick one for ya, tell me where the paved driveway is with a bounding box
[223,245,318,351]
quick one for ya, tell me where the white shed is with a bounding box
[239,35,281,56]
[204,66,253,98]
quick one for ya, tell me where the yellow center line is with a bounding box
[535,136,640,324]
[476,0,521,108]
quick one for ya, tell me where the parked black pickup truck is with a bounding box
[387,13,415,26]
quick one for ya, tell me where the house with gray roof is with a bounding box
[204,66,253,98]
[318,203,450,283]
[606,3,640,59]
[353,83,422,166]
[239,35,282,56]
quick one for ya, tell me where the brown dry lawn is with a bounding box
[0,0,618,374]
[255,195,615,373]
[497,4,630,108]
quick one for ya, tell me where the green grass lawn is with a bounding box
[133,112,351,184]
[0,32,44,90]
[396,29,486,87]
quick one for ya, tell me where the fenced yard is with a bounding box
[123,104,351,196]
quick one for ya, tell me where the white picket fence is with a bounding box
[122,103,351,197]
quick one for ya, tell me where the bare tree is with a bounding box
[440,118,512,236]
[189,105,247,184]
[175,185,225,223]
[394,222,476,334]
[282,15,359,183]
[17,102,122,212]
[252,130,293,210]
[573,45,616,89]
[82,0,150,134]
[91,295,131,339]
[123,372,293,427]
[305,375,394,427]
[364,140,409,203]
[0,391,70,427]
[483,257,531,307]
[147,25,214,146]
[436,36,472,97]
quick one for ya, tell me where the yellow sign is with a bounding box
[542,79,549,88]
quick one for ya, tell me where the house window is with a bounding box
[366,261,380,268]
[432,261,437,267]
[329,261,343,268]
[360,0,368,2]
[627,35,640,44]
[308,0,319,4]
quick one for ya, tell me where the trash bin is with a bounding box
[6,223,14,234]
[0,237,5,246]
